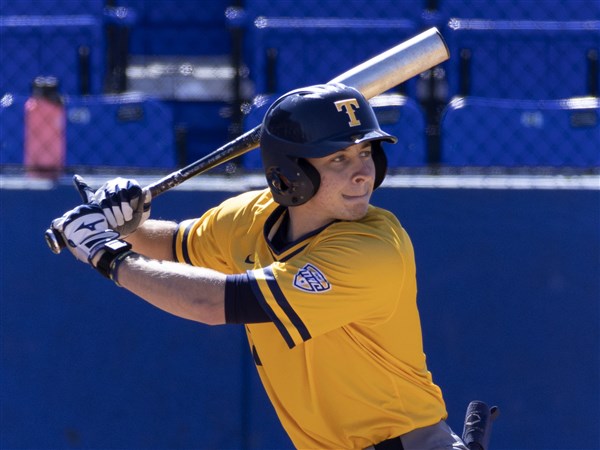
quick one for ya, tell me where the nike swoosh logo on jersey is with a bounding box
[245,254,255,264]
[77,218,104,231]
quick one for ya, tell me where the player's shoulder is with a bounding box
[215,188,276,218]
[333,204,403,235]
[364,204,403,228]
[321,205,410,256]
[313,206,412,277]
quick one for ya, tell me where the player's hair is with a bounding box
[260,83,397,207]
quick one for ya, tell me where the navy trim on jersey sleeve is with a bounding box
[224,274,270,324]
[247,267,312,348]
[263,266,311,341]
[174,221,195,264]
[172,223,180,262]
[247,270,295,347]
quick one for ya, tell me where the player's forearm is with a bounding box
[125,219,177,261]
[115,253,227,325]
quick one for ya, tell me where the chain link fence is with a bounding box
[1,0,598,178]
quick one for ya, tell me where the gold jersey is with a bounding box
[174,189,447,449]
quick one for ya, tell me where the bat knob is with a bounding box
[44,228,65,254]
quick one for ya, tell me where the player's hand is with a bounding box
[51,203,120,265]
[73,175,152,237]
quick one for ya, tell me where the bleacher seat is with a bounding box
[371,95,427,168]
[241,93,427,170]
[0,0,106,16]
[438,0,600,21]
[440,96,600,167]
[65,94,176,168]
[0,15,104,95]
[0,94,26,165]
[444,19,600,99]
[246,17,418,97]
[112,0,238,165]
[165,100,232,166]
[243,0,427,21]
[116,0,232,56]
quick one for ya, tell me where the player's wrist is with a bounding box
[91,239,133,282]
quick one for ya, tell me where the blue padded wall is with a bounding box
[1,183,598,449]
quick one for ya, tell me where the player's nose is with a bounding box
[351,157,375,185]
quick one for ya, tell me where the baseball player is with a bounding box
[51,84,468,449]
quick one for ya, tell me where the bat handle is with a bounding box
[44,227,66,254]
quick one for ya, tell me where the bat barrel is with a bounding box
[329,27,449,100]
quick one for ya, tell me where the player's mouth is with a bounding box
[342,192,370,201]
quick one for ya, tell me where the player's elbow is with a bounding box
[196,304,226,326]
[183,294,226,326]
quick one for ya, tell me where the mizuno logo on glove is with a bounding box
[76,218,105,231]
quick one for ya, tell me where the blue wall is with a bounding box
[1,181,599,449]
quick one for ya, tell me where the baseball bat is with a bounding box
[45,27,449,254]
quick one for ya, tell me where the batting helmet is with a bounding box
[260,83,398,206]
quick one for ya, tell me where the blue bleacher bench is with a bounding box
[117,0,231,56]
[65,94,176,169]
[439,0,600,21]
[246,17,418,97]
[440,96,600,167]
[242,0,428,21]
[0,94,26,165]
[444,19,600,99]
[0,15,104,96]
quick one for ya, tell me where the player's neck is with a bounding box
[287,206,332,242]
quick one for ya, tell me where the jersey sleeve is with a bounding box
[247,224,413,348]
[173,190,271,273]
[173,208,234,272]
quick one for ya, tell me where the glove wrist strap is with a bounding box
[94,239,133,279]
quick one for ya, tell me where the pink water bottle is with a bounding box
[24,76,66,178]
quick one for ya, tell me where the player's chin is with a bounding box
[341,200,371,221]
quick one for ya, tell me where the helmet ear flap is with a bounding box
[265,157,320,206]
[372,141,388,189]
[297,158,320,200]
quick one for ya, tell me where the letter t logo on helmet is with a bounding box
[334,99,362,127]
